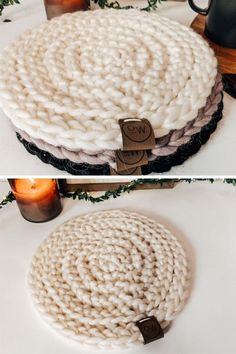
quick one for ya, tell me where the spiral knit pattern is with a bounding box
[150,74,223,158]
[28,210,191,348]
[17,96,223,175]
[14,74,223,167]
[17,95,223,175]
[0,9,217,151]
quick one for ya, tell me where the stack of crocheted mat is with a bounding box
[28,210,191,348]
[0,10,223,175]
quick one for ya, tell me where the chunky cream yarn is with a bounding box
[14,74,223,167]
[28,210,191,348]
[0,9,217,151]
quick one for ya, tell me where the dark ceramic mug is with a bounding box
[188,0,236,49]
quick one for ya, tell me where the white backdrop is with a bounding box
[1,180,236,354]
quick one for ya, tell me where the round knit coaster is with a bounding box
[17,96,223,175]
[0,9,217,152]
[28,210,191,348]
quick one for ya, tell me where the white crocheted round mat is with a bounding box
[28,210,191,348]
[0,9,217,151]
[15,74,223,167]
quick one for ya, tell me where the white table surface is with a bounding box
[0,0,235,176]
[1,179,236,354]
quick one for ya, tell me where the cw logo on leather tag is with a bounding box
[115,150,148,172]
[119,118,156,151]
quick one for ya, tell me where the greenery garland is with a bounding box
[1,179,236,209]
[0,0,165,17]
[62,178,170,203]
[92,0,165,12]
[0,0,163,16]
[62,178,236,203]
[0,191,15,209]
[0,0,20,16]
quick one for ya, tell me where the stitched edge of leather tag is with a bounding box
[110,166,141,175]
[115,150,148,172]
[136,316,164,345]
[119,118,156,151]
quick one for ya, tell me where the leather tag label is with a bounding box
[115,150,148,172]
[110,166,141,175]
[136,316,164,345]
[119,118,156,151]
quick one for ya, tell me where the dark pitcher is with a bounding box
[188,0,236,49]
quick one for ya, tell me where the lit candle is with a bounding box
[44,0,90,20]
[9,179,62,223]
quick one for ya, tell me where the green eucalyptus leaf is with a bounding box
[0,0,20,16]
[92,0,164,11]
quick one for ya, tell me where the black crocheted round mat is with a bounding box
[16,96,224,175]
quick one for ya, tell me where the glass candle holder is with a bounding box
[44,0,90,20]
[8,179,62,223]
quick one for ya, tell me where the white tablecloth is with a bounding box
[1,179,236,354]
[0,0,235,176]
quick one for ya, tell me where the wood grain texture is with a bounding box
[57,180,176,192]
[191,15,236,74]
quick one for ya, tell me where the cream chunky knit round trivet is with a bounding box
[0,9,217,151]
[14,74,223,167]
[28,210,191,348]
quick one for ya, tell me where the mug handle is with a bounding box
[188,0,212,15]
